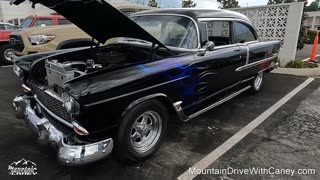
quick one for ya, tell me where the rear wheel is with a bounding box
[0,43,16,65]
[115,99,168,163]
[248,71,264,94]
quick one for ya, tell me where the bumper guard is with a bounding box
[13,95,114,166]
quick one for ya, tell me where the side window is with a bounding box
[0,24,5,30]
[4,24,16,30]
[33,19,54,27]
[205,21,232,46]
[58,19,71,25]
[235,22,256,43]
[4,24,12,30]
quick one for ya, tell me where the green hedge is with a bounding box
[306,30,320,44]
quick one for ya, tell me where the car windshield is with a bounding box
[133,15,198,49]
[20,17,33,28]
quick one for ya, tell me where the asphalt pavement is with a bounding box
[0,66,319,180]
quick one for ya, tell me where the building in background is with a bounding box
[0,0,55,25]
[305,11,320,31]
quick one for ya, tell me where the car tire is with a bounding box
[248,71,264,94]
[0,44,15,65]
[115,99,168,163]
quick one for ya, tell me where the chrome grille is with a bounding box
[42,109,74,135]
[31,83,72,122]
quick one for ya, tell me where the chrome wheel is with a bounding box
[254,72,263,90]
[4,48,16,62]
[130,111,162,153]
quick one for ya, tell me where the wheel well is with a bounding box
[155,96,179,118]
[122,95,181,122]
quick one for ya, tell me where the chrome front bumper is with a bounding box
[13,95,114,166]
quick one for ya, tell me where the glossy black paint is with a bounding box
[13,5,280,142]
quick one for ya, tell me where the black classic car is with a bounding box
[11,0,280,165]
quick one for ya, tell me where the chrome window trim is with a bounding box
[197,17,258,50]
[198,18,254,29]
[131,13,201,50]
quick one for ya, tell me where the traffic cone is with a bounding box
[310,31,319,63]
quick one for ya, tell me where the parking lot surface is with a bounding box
[0,66,319,180]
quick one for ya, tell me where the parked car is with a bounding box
[0,15,69,64]
[10,4,155,56]
[11,0,280,165]
[0,22,18,64]
[19,15,70,29]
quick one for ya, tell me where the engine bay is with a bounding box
[36,43,173,86]
[45,60,103,86]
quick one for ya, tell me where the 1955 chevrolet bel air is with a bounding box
[11,0,280,165]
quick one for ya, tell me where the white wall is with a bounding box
[232,2,305,66]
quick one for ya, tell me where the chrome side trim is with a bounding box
[235,55,277,72]
[195,81,241,105]
[34,96,73,128]
[84,76,188,107]
[241,77,255,83]
[245,46,250,65]
[185,85,251,121]
[131,13,201,50]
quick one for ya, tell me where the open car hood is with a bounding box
[11,0,167,49]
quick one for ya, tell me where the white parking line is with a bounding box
[1,65,13,68]
[302,54,320,62]
[177,78,315,180]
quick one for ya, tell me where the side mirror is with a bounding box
[199,41,215,56]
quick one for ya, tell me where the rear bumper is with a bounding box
[13,94,114,166]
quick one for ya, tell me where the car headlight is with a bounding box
[13,64,23,79]
[62,93,80,114]
[28,35,55,45]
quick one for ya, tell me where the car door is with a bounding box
[233,21,259,81]
[194,20,246,107]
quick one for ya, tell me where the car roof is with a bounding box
[133,8,251,22]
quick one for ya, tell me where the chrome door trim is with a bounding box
[235,55,278,72]
[185,85,251,121]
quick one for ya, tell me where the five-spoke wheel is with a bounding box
[116,99,168,163]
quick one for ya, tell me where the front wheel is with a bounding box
[115,99,168,163]
[248,71,264,94]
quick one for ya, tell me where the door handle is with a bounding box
[234,49,241,52]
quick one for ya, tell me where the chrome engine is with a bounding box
[45,60,102,86]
